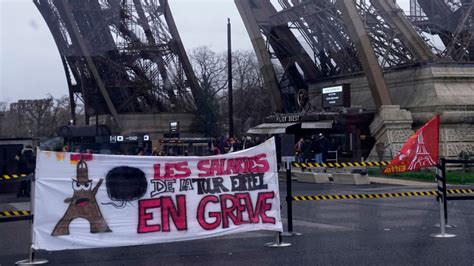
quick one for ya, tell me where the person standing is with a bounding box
[294,137,304,163]
[212,144,221,155]
[301,137,312,172]
[311,134,323,164]
[17,145,36,197]
[228,137,237,153]
[319,133,330,163]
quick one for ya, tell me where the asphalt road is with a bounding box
[1,181,473,265]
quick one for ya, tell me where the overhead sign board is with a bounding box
[322,84,350,109]
[275,114,300,123]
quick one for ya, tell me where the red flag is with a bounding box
[383,114,440,174]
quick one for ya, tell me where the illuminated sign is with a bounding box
[169,121,179,133]
[322,86,343,94]
[322,84,350,108]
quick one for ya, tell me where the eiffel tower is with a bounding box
[408,132,436,170]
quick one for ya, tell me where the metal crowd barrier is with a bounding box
[0,174,28,182]
[0,210,33,223]
[292,161,389,168]
[432,158,474,238]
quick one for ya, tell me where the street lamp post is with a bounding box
[227,18,234,138]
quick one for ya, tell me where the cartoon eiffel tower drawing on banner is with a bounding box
[408,132,436,170]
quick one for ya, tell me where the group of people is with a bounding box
[294,133,331,164]
[210,135,262,155]
[145,135,263,157]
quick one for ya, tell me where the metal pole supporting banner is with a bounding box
[264,231,292,248]
[16,174,49,265]
[286,162,293,231]
[431,162,455,238]
[264,192,291,248]
[281,162,302,237]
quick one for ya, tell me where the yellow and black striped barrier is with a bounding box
[0,210,31,217]
[292,188,474,201]
[291,161,390,168]
[0,174,28,181]
[0,210,32,223]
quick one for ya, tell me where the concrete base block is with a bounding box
[323,168,338,174]
[310,168,326,173]
[368,105,415,161]
[332,173,370,185]
[314,173,331,183]
[296,172,318,183]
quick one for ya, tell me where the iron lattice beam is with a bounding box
[237,0,473,112]
[409,0,474,61]
[34,0,202,128]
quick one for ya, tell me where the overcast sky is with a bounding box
[0,0,410,104]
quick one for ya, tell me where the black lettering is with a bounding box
[231,175,247,192]
[179,178,194,191]
[193,177,230,195]
[212,177,229,193]
[231,173,268,192]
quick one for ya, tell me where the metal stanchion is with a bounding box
[431,162,455,238]
[264,231,292,248]
[16,174,48,265]
[434,159,455,228]
[280,162,302,237]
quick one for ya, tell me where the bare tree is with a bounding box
[0,95,82,138]
[49,95,73,136]
[191,46,228,96]
[189,46,227,136]
[231,50,273,134]
[8,98,54,138]
[188,47,274,137]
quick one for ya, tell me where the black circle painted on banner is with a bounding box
[105,166,147,201]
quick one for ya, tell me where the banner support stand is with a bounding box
[264,232,291,248]
[280,162,302,237]
[16,173,49,265]
[431,161,455,238]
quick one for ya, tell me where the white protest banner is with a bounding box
[32,138,282,251]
